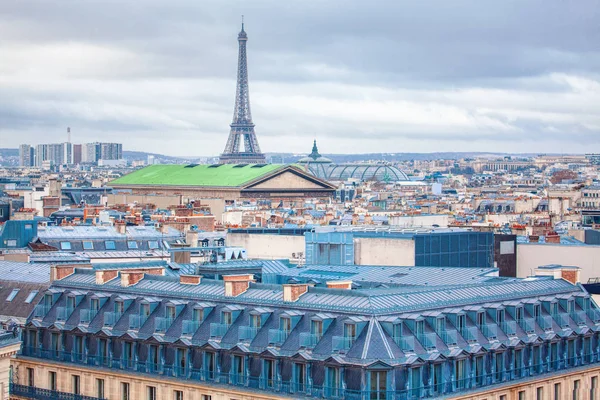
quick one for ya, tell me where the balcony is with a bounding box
[103,312,123,327]
[268,329,289,346]
[299,332,321,348]
[239,326,259,341]
[417,333,437,350]
[572,311,587,325]
[394,336,416,352]
[210,323,231,338]
[155,317,175,333]
[460,326,478,343]
[588,309,600,324]
[501,321,517,336]
[439,329,458,346]
[33,304,51,319]
[129,314,149,330]
[182,320,201,336]
[481,323,498,340]
[556,313,571,329]
[537,315,554,331]
[517,318,536,334]
[332,336,354,352]
[56,306,75,322]
[10,383,106,400]
[80,309,98,324]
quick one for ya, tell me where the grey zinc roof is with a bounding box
[0,261,51,283]
[37,225,182,239]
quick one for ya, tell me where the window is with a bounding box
[72,375,80,395]
[534,304,541,318]
[294,363,306,392]
[222,311,232,325]
[24,290,38,303]
[496,309,505,324]
[456,315,465,331]
[6,289,19,302]
[281,317,292,333]
[592,376,598,400]
[327,367,341,396]
[147,386,157,400]
[435,317,445,332]
[67,296,76,309]
[26,367,34,386]
[201,396,212,400]
[6,239,17,247]
[166,305,176,320]
[500,396,507,400]
[115,300,125,314]
[49,371,57,391]
[537,387,543,400]
[476,312,485,327]
[370,370,387,400]
[555,383,562,400]
[311,319,323,338]
[518,391,525,400]
[264,359,275,388]
[121,382,130,400]
[193,308,204,322]
[574,379,581,400]
[60,241,72,250]
[516,307,523,321]
[141,303,150,316]
[105,240,116,250]
[82,240,94,250]
[250,314,261,328]
[344,323,356,344]
[97,379,105,399]
[415,320,424,336]
[127,240,138,249]
[550,303,558,316]
[91,298,100,311]
[148,240,159,249]
[174,391,184,400]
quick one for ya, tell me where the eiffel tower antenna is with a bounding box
[219,18,266,164]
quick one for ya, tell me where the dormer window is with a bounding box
[533,304,541,318]
[583,298,590,311]
[114,301,124,314]
[67,296,76,310]
[476,312,485,327]
[250,314,261,329]
[415,320,424,336]
[311,320,323,338]
[141,304,150,317]
[567,300,574,314]
[436,317,445,333]
[550,303,558,316]
[216,239,225,247]
[456,315,465,332]
[222,311,232,326]
[496,310,505,325]
[91,298,99,311]
[344,323,357,344]
[516,307,523,321]
[166,305,176,320]
[44,293,53,307]
[193,308,204,322]
[393,323,403,338]
[281,317,292,333]
[127,241,138,249]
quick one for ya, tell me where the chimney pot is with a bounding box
[223,274,255,297]
[283,284,309,302]
[326,280,353,290]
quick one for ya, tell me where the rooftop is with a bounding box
[110,163,284,187]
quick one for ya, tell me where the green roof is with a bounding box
[110,164,284,187]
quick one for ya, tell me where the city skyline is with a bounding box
[1,1,599,156]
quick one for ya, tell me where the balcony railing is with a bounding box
[129,314,147,330]
[239,326,259,341]
[572,311,587,325]
[460,326,478,343]
[182,320,201,336]
[56,306,75,321]
[440,329,458,346]
[33,304,51,319]
[332,336,354,352]
[394,336,416,352]
[299,332,321,348]
[103,312,123,327]
[79,309,98,324]
[588,309,600,324]
[155,317,175,333]
[417,333,437,350]
[501,321,517,336]
[10,383,106,400]
[556,313,571,329]
[0,331,19,346]
[517,318,536,334]
[481,323,498,340]
[210,323,231,338]
[268,329,290,346]
[537,315,554,331]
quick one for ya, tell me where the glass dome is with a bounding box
[326,164,409,182]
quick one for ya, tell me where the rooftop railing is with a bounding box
[10,383,106,400]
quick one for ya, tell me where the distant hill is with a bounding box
[0,148,18,158]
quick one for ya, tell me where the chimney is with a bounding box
[223,274,255,297]
[180,275,202,285]
[121,272,145,287]
[534,265,581,284]
[186,229,199,247]
[283,284,309,302]
[96,270,119,284]
[326,280,353,290]
[115,221,127,235]
[50,265,76,282]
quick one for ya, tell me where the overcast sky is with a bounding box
[1,0,599,156]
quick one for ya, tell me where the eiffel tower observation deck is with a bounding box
[220,20,267,164]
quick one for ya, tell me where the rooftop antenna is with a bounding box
[241,14,244,30]
[67,127,71,143]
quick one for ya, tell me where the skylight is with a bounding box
[6,288,19,302]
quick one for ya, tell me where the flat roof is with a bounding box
[110,164,284,187]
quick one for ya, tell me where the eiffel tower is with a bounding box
[219,20,266,164]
